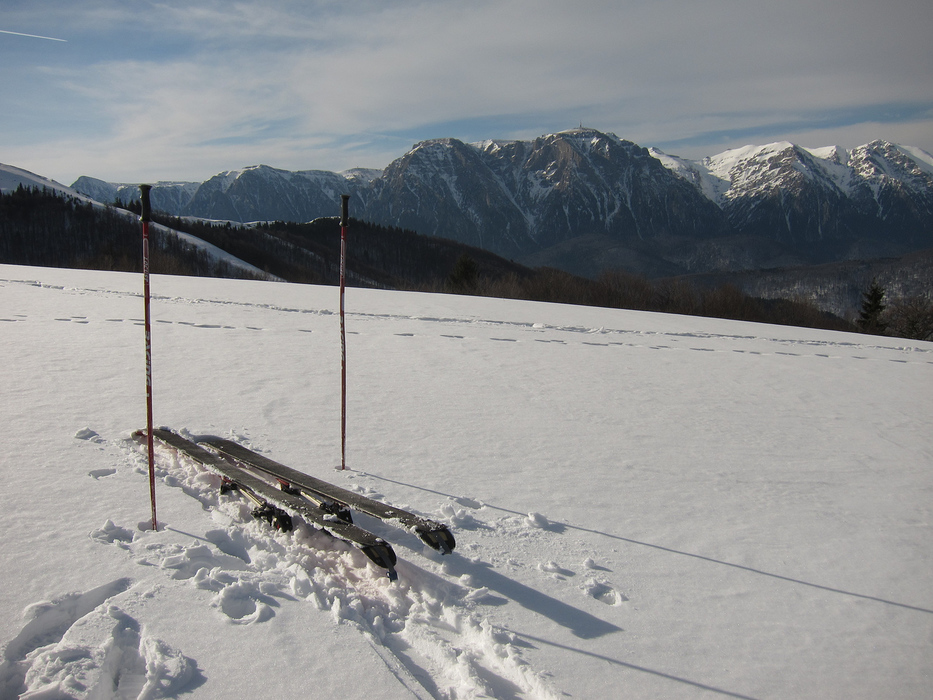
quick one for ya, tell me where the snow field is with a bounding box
[132,436,558,699]
[1,264,931,699]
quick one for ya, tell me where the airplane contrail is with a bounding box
[0,29,67,42]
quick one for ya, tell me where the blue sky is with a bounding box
[2,0,932,185]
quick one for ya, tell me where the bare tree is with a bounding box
[885,295,933,341]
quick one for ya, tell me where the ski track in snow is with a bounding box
[77,434,567,700]
[3,277,930,366]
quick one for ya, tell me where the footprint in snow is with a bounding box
[0,588,200,698]
[203,527,253,562]
[0,578,184,697]
[103,524,282,627]
[89,520,135,546]
[157,542,250,581]
[582,578,628,606]
[538,561,575,578]
[213,581,279,624]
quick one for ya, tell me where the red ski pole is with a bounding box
[140,184,158,530]
[339,195,349,470]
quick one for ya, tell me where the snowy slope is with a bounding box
[2,163,276,282]
[1,163,89,199]
[1,264,931,699]
[653,140,933,208]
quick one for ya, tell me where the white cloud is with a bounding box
[3,0,932,182]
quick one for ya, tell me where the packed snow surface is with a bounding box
[1,264,931,699]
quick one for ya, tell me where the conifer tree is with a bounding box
[448,254,479,292]
[857,279,887,334]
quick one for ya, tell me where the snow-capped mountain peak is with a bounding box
[62,128,933,276]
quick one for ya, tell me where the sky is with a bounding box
[1,0,932,185]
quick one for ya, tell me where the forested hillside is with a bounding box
[0,185,901,336]
[0,187,261,279]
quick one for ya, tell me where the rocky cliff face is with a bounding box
[651,138,933,267]
[71,176,200,216]
[181,165,376,224]
[360,129,731,259]
[363,138,535,258]
[481,130,730,248]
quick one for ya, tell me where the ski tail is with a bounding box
[419,527,455,554]
[360,543,398,579]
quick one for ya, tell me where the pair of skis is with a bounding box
[134,428,455,580]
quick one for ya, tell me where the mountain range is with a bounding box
[72,128,933,279]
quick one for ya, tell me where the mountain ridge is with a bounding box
[56,128,933,277]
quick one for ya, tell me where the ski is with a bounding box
[135,428,398,580]
[195,435,456,555]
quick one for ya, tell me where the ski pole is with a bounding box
[139,184,158,530]
[339,195,349,470]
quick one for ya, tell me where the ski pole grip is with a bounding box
[139,184,152,222]
[340,194,349,227]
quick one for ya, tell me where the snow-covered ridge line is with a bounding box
[1,162,90,200]
[2,162,279,282]
[14,127,933,276]
[63,130,932,218]
[649,139,933,206]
